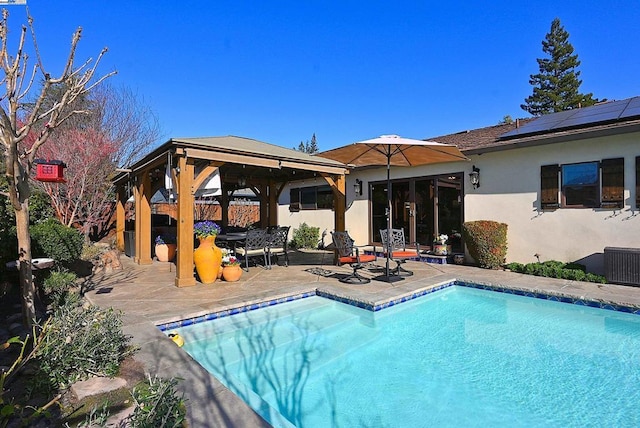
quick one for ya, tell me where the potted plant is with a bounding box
[155,234,177,262]
[433,234,450,256]
[221,253,243,282]
[193,221,223,284]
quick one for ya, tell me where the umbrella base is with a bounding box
[373,274,404,283]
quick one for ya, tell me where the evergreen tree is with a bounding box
[521,18,600,116]
[294,133,319,154]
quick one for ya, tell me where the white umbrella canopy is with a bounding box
[318,134,468,282]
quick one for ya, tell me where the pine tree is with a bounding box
[521,18,600,116]
[294,133,319,154]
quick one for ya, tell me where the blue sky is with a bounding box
[9,1,640,151]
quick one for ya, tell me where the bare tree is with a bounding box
[0,9,114,326]
[32,84,162,240]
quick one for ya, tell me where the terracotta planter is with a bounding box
[155,244,177,262]
[193,236,222,284]
[222,265,243,282]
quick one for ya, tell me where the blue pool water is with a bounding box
[171,286,640,427]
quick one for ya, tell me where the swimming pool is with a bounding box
[169,286,640,427]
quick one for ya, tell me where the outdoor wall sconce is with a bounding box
[469,166,480,189]
[354,179,363,196]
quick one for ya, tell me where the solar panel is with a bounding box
[501,96,640,139]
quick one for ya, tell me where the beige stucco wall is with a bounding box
[279,132,638,274]
[464,131,639,275]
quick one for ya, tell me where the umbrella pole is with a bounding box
[375,146,403,283]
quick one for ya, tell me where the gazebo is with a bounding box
[112,136,350,287]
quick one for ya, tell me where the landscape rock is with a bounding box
[71,377,128,401]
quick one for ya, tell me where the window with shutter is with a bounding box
[540,164,559,210]
[601,158,624,209]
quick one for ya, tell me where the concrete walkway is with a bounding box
[84,250,640,427]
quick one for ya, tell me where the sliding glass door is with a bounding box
[369,174,463,251]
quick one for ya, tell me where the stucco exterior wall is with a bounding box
[464,132,639,275]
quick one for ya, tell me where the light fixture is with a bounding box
[469,166,480,189]
[237,176,246,188]
[354,179,363,196]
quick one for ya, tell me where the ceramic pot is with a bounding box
[155,244,177,262]
[433,244,452,256]
[222,265,243,282]
[193,236,222,284]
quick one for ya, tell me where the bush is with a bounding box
[504,260,606,283]
[30,219,84,264]
[130,375,187,427]
[42,269,79,310]
[291,222,320,249]
[462,220,508,269]
[35,302,135,389]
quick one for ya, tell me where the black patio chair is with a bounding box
[331,231,376,284]
[235,228,269,271]
[267,226,290,268]
[379,228,420,277]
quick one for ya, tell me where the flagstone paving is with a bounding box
[84,250,640,427]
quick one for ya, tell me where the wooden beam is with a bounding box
[185,148,280,169]
[332,174,346,232]
[135,171,153,265]
[175,156,197,287]
[115,184,126,252]
[280,160,348,175]
[268,180,278,226]
[193,163,223,192]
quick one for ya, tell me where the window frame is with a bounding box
[289,185,334,211]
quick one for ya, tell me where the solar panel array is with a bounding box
[501,97,640,139]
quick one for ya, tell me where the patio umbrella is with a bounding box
[318,134,468,282]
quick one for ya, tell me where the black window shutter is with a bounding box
[636,157,640,208]
[540,164,559,209]
[601,158,624,208]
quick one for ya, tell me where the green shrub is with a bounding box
[35,302,135,389]
[30,219,84,264]
[462,220,508,269]
[503,260,606,283]
[291,222,320,249]
[130,375,187,428]
[42,269,79,310]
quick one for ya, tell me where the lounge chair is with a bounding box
[331,231,376,284]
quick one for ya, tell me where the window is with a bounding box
[540,158,624,209]
[562,162,599,207]
[289,185,334,211]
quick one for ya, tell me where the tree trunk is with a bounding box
[15,202,36,327]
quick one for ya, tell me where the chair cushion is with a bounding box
[236,248,265,256]
[391,251,418,259]
[339,254,375,264]
[269,247,285,253]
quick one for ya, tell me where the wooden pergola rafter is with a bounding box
[113,136,349,287]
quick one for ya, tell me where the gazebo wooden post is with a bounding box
[258,181,268,228]
[134,170,153,265]
[175,155,196,287]
[324,173,346,263]
[115,184,127,252]
[268,179,278,226]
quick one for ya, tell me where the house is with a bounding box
[282,97,640,275]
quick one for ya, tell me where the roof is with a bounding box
[428,96,640,155]
[427,119,535,151]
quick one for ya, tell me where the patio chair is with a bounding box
[379,228,420,277]
[267,226,290,268]
[331,231,376,284]
[235,228,269,271]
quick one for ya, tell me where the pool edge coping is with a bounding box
[156,278,640,331]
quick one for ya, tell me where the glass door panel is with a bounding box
[415,179,434,246]
[436,175,463,252]
[391,181,410,244]
[370,182,387,243]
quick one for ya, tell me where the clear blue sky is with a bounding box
[9,1,640,151]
